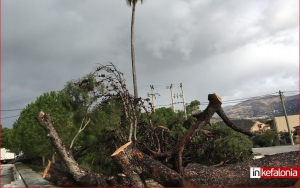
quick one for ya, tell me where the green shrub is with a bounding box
[252,130,278,147]
[186,124,253,166]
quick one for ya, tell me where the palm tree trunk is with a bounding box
[131,0,138,99]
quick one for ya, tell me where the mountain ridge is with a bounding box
[222,94,299,119]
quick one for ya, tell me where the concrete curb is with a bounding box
[14,162,54,187]
[10,164,26,187]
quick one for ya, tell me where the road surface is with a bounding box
[1,164,14,186]
[252,144,299,155]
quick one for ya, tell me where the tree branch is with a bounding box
[70,117,90,149]
[35,111,107,186]
[216,107,254,136]
[149,93,222,174]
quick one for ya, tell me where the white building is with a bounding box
[1,148,15,162]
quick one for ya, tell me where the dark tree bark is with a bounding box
[112,141,183,186]
[111,142,145,187]
[183,151,299,187]
[43,160,132,187]
[73,144,90,160]
[42,149,299,187]
[117,173,130,185]
[43,161,131,186]
[35,111,108,186]
[43,160,78,186]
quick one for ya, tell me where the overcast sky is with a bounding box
[2,0,299,128]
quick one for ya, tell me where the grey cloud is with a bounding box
[2,0,298,127]
[260,0,299,34]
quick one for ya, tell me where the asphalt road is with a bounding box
[252,144,299,155]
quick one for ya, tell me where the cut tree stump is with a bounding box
[111,142,145,186]
[112,141,183,186]
[183,151,299,187]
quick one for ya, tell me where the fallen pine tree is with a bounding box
[36,93,299,187]
[41,137,298,187]
[42,141,299,187]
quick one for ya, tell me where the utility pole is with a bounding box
[148,85,160,112]
[279,90,294,145]
[150,85,155,112]
[170,84,175,112]
[180,83,187,119]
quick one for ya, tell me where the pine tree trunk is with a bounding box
[43,160,78,186]
[111,141,183,186]
[35,111,108,186]
[43,161,132,186]
[42,145,299,187]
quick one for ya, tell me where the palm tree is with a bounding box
[126,0,143,99]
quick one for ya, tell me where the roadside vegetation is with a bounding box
[252,130,278,147]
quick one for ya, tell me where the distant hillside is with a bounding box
[214,119,269,131]
[222,94,299,119]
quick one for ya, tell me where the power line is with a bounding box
[156,104,171,107]
[2,97,36,107]
[155,97,170,105]
[200,91,297,105]
[160,95,172,102]
[282,91,299,95]
[2,97,36,104]
[200,93,279,105]
[222,95,278,104]
[1,109,23,111]
[156,96,171,103]
[1,115,20,119]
